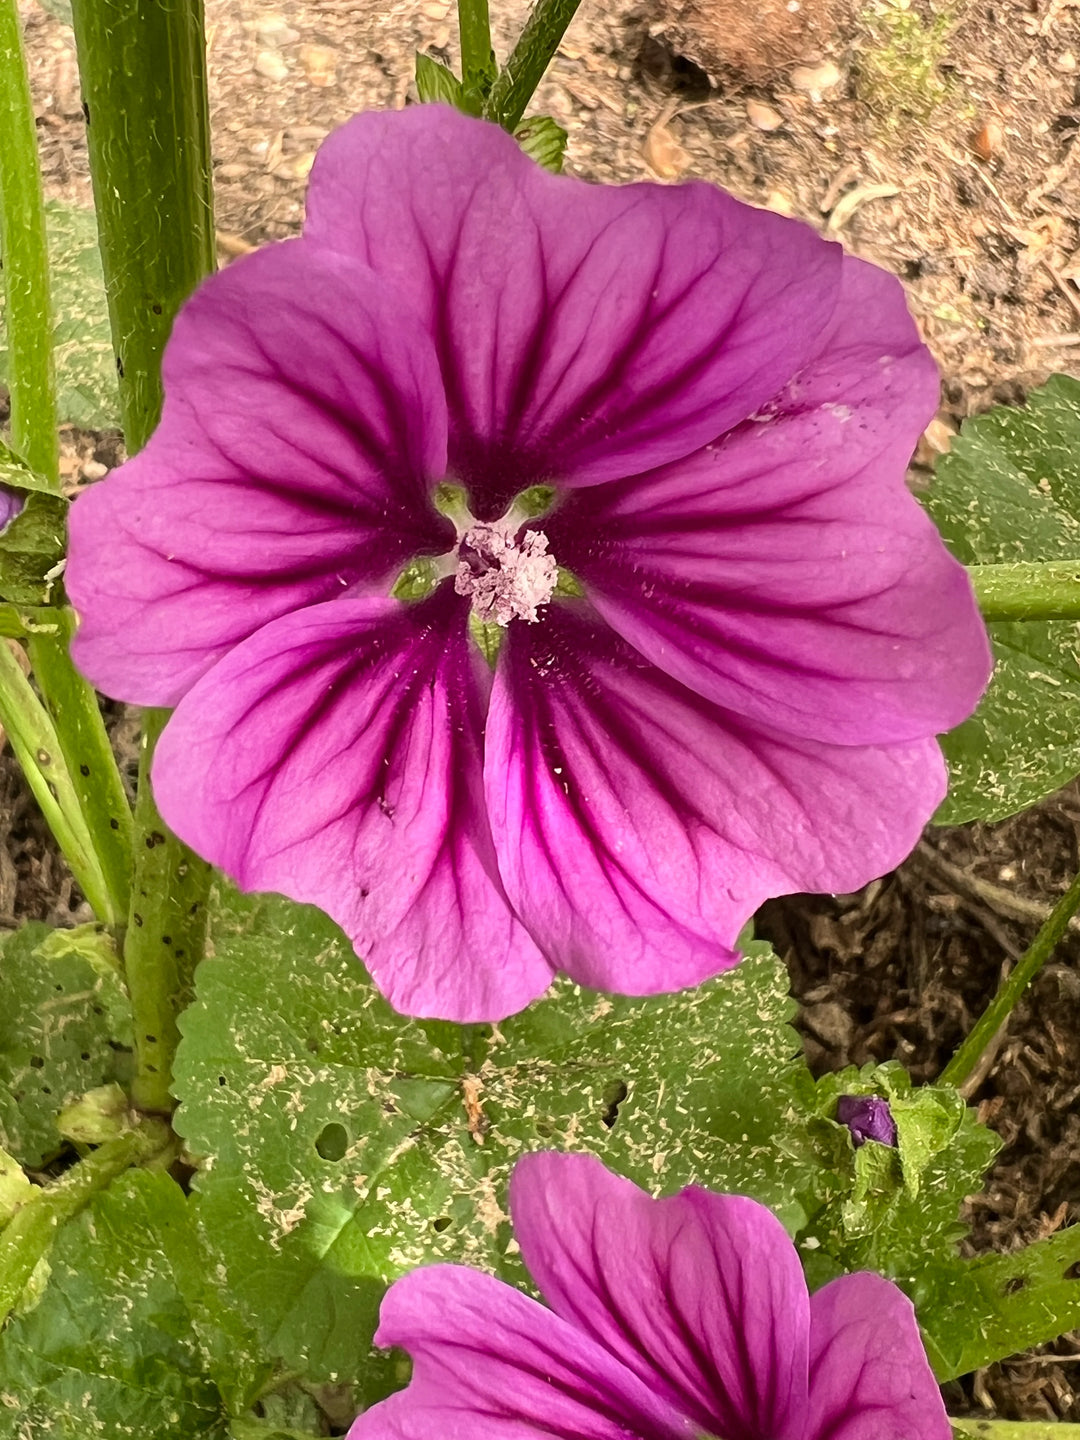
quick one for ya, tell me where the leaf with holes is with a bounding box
[923,373,1080,822]
[0,1170,232,1438]
[0,201,119,429]
[173,889,810,1402]
[916,1224,1080,1381]
[0,923,132,1167]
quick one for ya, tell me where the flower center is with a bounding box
[453,523,557,627]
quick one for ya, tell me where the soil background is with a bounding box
[10,0,1080,1421]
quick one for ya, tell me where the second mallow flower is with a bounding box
[346,1151,951,1440]
[66,105,991,1022]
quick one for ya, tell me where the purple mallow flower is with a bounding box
[0,487,23,531]
[66,106,990,1021]
[347,1151,951,1440]
[838,1094,898,1147]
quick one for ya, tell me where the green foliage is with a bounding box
[0,490,67,607]
[414,52,465,107]
[514,115,568,172]
[174,890,808,1401]
[925,374,1080,822]
[0,1171,230,1438]
[0,924,131,1168]
[0,200,119,430]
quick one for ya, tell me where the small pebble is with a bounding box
[254,49,289,81]
[746,99,784,131]
[299,43,337,87]
[790,60,841,97]
[971,118,1004,161]
[1055,49,1076,72]
[81,460,108,482]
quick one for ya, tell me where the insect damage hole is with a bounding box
[315,1122,349,1162]
[601,1080,629,1129]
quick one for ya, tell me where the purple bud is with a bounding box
[837,1095,897,1148]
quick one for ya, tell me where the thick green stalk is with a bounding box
[125,710,211,1114]
[940,865,1080,1089]
[0,1118,171,1322]
[457,0,496,112]
[70,0,215,451]
[969,560,1080,622]
[0,0,58,484]
[71,0,216,1112]
[0,636,123,923]
[483,0,582,130]
[27,608,134,927]
[952,1425,1080,1439]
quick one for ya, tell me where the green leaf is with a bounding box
[924,374,1080,822]
[0,491,67,605]
[919,1223,1080,1381]
[174,887,809,1397]
[0,200,119,430]
[0,1170,230,1438]
[415,52,465,106]
[514,115,568,172]
[0,439,58,497]
[0,922,131,1167]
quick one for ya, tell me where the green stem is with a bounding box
[0,1118,171,1322]
[484,0,582,130]
[70,0,215,452]
[0,0,59,484]
[125,710,211,1115]
[969,560,1080,622]
[0,636,121,924]
[70,0,216,1112]
[457,0,496,112]
[26,607,134,928]
[940,865,1080,1089]
[952,1425,1080,1438]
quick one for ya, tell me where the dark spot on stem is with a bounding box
[109,818,120,830]
[79,764,90,776]
[116,356,124,378]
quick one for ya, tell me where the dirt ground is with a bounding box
[10,0,1080,1421]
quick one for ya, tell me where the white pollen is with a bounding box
[454,524,558,626]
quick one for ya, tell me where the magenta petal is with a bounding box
[510,1152,808,1440]
[547,255,991,746]
[806,1274,950,1440]
[152,591,551,1021]
[347,1264,694,1440]
[67,240,451,706]
[304,105,841,511]
[485,602,946,995]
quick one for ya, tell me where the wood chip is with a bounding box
[825,182,899,231]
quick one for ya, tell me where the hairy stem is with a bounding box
[0,1119,172,1323]
[70,0,215,450]
[125,711,211,1114]
[940,864,1080,1089]
[0,637,122,924]
[27,608,134,929]
[71,0,216,1112]
[457,0,496,112]
[968,560,1080,622]
[952,1425,1080,1438]
[0,0,58,486]
[484,0,582,130]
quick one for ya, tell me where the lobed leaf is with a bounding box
[0,923,131,1168]
[924,374,1080,822]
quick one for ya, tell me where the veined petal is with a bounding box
[305,105,841,514]
[485,602,945,995]
[347,1265,694,1440]
[152,591,551,1021]
[806,1274,950,1440]
[547,254,991,746]
[509,1153,808,1440]
[68,240,451,707]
